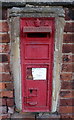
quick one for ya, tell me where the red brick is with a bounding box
[0,33,10,43]
[65,8,74,20]
[0,64,10,72]
[0,65,2,72]
[0,116,2,119]
[0,91,13,98]
[0,98,6,106]
[63,34,74,43]
[62,55,74,65]
[0,74,12,82]
[60,98,74,106]
[61,81,74,89]
[2,8,7,20]
[60,114,74,119]
[0,54,9,63]
[5,83,14,90]
[7,98,14,107]
[62,64,73,72]
[65,8,71,20]
[59,106,74,114]
[72,55,74,62]
[62,55,72,63]
[64,22,74,32]
[0,44,9,53]
[62,44,74,53]
[0,98,14,106]
[60,73,72,81]
[0,83,5,89]
[0,82,13,90]
[60,90,74,98]
[0,22,9,32]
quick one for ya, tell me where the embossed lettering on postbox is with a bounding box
[23,26,51,33]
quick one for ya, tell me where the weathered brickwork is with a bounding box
[0,5,74,119]
[0,22,9,32]
[0,8,14,119]
[0,34,10,43]
[63,34,74,43]
[2,8,7,20]
[59,8,74,118]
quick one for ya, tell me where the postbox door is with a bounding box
[25,66,48,107]
[20,18,54,112]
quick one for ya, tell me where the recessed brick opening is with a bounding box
[9,6,65,113]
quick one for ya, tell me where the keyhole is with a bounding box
[30,89,33,94]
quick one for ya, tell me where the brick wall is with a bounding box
[59,8,74,119]
[0,8,14,119]
[0,6,74,119]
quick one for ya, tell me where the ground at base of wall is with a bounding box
[1,112,74,120]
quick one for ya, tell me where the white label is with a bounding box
[32,68,47,80]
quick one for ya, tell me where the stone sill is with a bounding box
[11,112,60,119]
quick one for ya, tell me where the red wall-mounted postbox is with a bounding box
[20,18,54,112]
